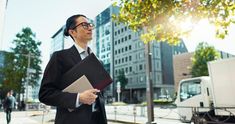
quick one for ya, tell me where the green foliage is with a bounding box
[0,27,42,93]
[0,52,20,92]
[141,99,174,106]
[111,102,127,106]
[117,70,128,90]
[191,42,220,77]
[113,0,235,44]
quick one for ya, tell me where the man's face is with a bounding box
[71,16,93,42]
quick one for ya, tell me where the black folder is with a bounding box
[61,53,113,91]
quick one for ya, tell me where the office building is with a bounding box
[94,5,119,100]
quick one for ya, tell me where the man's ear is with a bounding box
[68,29,73,36]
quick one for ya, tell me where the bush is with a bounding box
[111,102,127,106]
[140,99,174,106]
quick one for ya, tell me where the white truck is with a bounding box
[175,58,235,124]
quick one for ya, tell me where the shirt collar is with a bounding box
[74,43,88,54]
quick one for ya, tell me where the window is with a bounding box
[157,74,160,81]
[139,42,142,47]
[129,35,131,39]
[129,56,132,61]
[157,61,159,69]
[139,64,143,70]
[129,66,132,72]
[180,80,201,102]
[139,53,143,58]
[140,76,144,82]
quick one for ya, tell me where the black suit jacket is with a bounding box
[39,46,107,124]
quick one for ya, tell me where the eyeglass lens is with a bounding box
[82,23,94,29]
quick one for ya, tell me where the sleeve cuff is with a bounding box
[76,93,81,107]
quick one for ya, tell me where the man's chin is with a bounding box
[87,37,92,41]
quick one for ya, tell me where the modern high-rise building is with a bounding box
[94,5,119,100]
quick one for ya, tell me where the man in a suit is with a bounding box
[39,14,107,124]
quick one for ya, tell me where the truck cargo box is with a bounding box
[208,58,235,116]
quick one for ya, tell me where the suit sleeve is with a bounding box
[39,52,77,109]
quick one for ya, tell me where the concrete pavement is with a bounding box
[0,111,41,124]
[0,110,123,124]
[0,107,188,124]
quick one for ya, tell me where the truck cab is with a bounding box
[175,76,212,122]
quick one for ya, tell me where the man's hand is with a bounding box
[79,89,100,105]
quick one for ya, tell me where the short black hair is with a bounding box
[64,14,87,36]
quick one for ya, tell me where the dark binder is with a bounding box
[61,53,113,90]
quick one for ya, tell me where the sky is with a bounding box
[2,0,235,70]
[2,0,113,69]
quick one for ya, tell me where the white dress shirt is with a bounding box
[73,43,96,111]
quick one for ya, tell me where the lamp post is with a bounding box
[117,81,121,102]
[145,41,155,124]
[26,53,31,102]
[22,52,36,102]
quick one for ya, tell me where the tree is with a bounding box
[0,52,19,92]
[113,0,235,44]
[117,70,128,90]
[0,27,42,94]
[191,42,220,77]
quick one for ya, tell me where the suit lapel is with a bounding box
[69,45,82,64]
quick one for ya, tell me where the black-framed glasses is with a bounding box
[72,22,94,30]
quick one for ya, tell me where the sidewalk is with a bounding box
[107,113,185,124]
[0,111,42,124]
[0,109,186,124]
